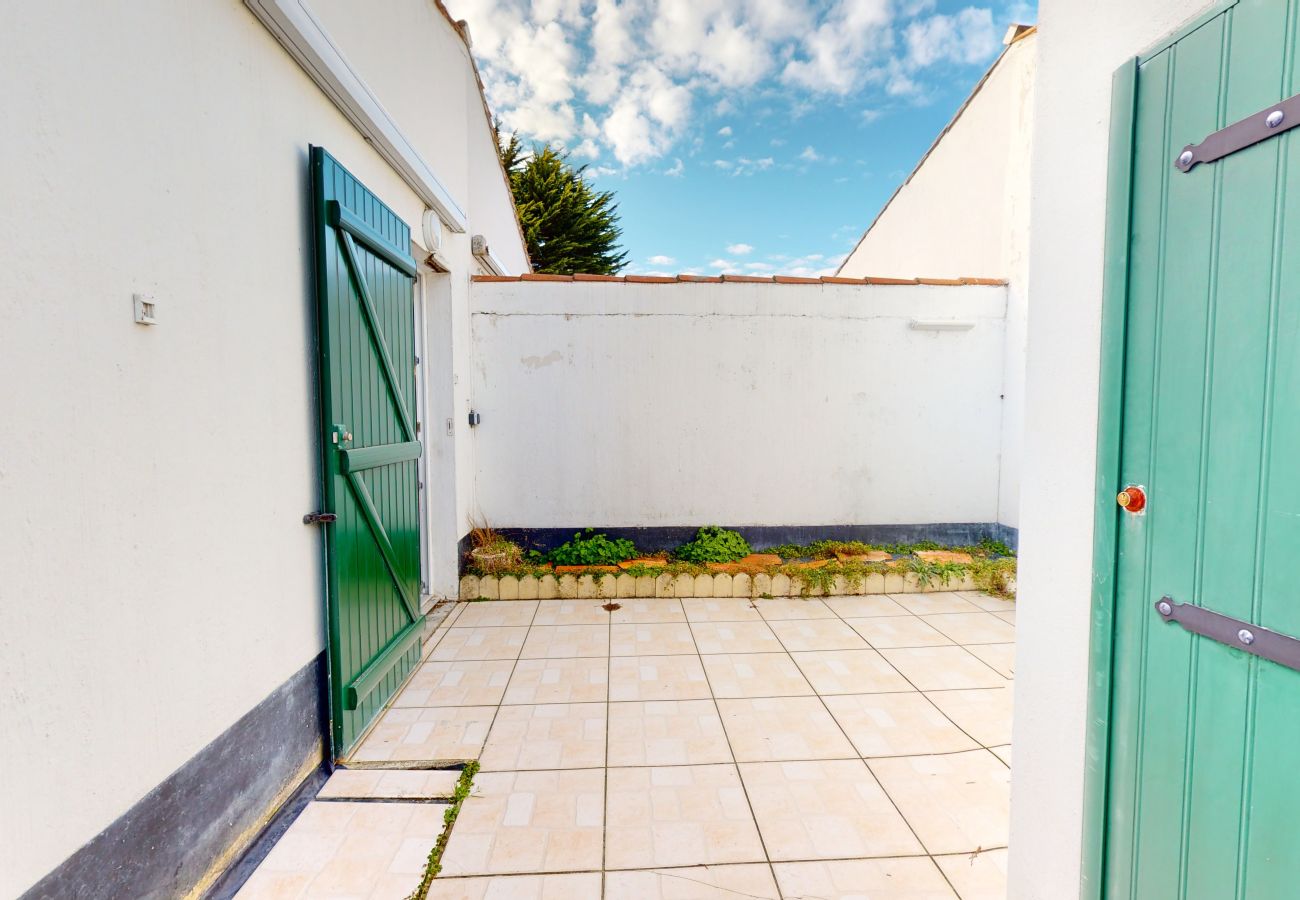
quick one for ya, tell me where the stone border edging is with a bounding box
[459,570,981,601]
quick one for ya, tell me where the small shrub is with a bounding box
[548,529,637,566]
[674,526,751,563]
[466,524,522,575]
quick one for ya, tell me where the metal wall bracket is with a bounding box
[1176,91,1300,172]
[1155,596,1300,672]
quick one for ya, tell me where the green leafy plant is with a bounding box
[548,529,637,566]
[465,524,523,575]
[406,762,479,900]
[759,539,885,560]
[674,526,752,563]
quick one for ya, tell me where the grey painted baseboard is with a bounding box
[489,522,1019,559]
[20,653,328,900]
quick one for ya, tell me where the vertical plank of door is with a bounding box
[1241,3,1300,892]
[1103,47,1174,900]
[1184,2,1292,897]
[1130,16,1226,899]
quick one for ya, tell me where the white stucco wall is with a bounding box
[470,281,1008,529]
[839,33,1035,531]
[1011,2,1215,898]
[0,0,523,893]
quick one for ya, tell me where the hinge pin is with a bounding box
[1267,110,1285,128]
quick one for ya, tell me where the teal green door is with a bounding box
[1103,2,1300,897]
[311,147,425,754]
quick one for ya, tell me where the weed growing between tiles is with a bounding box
[406,762,479,900]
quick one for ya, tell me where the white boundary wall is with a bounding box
[470,280,1013,529]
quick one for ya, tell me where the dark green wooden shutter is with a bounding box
[310,146,424,753]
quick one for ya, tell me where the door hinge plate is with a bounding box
[1177,90,1300,172]
[1156,597,1300,672]
[303,512,338,525]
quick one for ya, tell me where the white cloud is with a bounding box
[744,261,775,271]
[665,157,685,176]
[447,0,1005,168]
[727,243,754,255]
[799,145,821,162]
[904,8,999,68]
[709,258,738,270]
[648,254,677,265]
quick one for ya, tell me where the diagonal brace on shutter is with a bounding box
[1176,91,1300,172]
[335,228,417,442]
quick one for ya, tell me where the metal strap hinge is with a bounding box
[1176,91,1300,172]
[303,512,338,525]
[1155,597,1300,672]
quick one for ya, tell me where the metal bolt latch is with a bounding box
[1267,109,1285,128]
[1238,628,1256,646]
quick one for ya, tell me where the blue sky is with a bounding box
[445,0,1037,276]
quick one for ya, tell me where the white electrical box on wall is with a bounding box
[133,293,158,325]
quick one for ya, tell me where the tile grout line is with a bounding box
[599,600,616,898]
[680,597,784,895]
[821,593,1012,892]
[823,596,1009,765]
[760,603,939,870]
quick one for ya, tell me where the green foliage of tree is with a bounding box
[496,123,628,275]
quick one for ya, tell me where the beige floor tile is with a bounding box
[753,598,837,620]
[823,595,910,617]
[503,658,608,705]
[889,592,982,615]
[925,686,1014,747]
[351,706,496,763]
[934,848,1009,900]
[768,618,870,651]
[994,610,1015,625]
[789,649,913,695]
[965,642,1016,678]
[392,660,516,708]
[531,599,612,626]
[700,652,814,698]
[609,654,711,701]
[920,613,1016,646]
[825,693,979,758]
[990,744,1012,766]
[317,768,461,800]
[610,622,697,656]
[440,769,605,876]
[739,759,923,860]
[454,601,539,628]
[879,647,1008,691]
[425,872,602,899]
[846,615,954,649]
[235,801,446,900]
[429,627,529,662]
[868,750,1010,855]
[957,591,1018,613]
[520,624,610,659]
[772,858,958,900]
[605,764,765,869]
[609,599,687,624]
[717,696,856,762]
[607,700,732,766]
[604,864,779,899]
[479,703,607,771]
[681,598,764,622]
[689,620,784,654]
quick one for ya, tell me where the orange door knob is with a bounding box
[1117,485,1147,513]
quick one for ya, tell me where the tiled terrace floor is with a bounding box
[236,592,1015,899]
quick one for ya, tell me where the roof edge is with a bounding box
[835,24,1037,276]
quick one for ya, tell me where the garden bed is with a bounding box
[461,527,1016,601]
